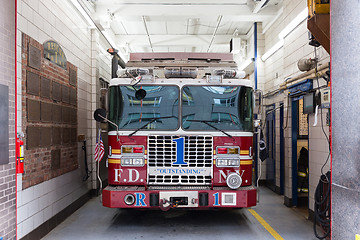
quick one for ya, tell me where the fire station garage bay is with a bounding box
[1,0,358,239]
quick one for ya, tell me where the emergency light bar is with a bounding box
[213,69,245,79]
[164,67,198,78]
[126,68,150,77]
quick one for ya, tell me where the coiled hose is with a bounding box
[314,171,331,239]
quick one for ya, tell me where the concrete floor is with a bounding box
[42,187,319,240]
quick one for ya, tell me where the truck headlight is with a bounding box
[121,157,145,167]
[132,158,144,165]
[216,158,240,167]
[228,159,240,166]
[226,172,242,189]
[217,159,228,166]
[123,158,132,165]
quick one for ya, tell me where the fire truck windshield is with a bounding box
[108,85,253,132]
[108,85,180,131]
[182,86,253,132]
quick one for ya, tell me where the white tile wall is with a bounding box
[17,0,112,238]
[308,111,330,210]
[17,170,89,238]
[260,0,330,210]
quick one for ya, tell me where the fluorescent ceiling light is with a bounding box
[278,8,308,39]
[261,40,284,61]
[239,58,253,71]
[70,0,96,28]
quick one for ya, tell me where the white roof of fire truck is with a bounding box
[110,52,253,88]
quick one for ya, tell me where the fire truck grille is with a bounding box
[148,175,212,185]
[148,135,213,185]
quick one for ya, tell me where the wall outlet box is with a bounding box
[77,134,85,142]
[320,87,330,108]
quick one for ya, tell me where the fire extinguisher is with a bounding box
[16,136,24,174]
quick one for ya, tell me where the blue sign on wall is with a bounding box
[288,79,313,96]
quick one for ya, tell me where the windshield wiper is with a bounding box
[128,116,177,137]
[186,120,233,138]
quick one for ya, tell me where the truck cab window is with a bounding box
[109,85,179,131]
[181,86,253,132]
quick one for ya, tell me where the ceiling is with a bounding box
[83,0,282,58]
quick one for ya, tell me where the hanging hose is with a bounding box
[82,140,91,181]
[313,171,331,239]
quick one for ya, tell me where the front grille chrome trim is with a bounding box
[147,135,213,185]
[147,185,211,191]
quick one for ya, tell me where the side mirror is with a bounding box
[135,89,146,100]
[93,108,120,142]
[94,108,107,123]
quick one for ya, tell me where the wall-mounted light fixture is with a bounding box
[70,0,96,28]
[261,8,308,61]
[70,0,127,62]
[261,39,284,61]
[278,8,308,39]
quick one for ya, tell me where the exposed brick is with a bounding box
[4,188,11,195]
[0,196,8,204]
[0,209,9,220]
[22,34,78,190]
[5,200,13,208]
[0,183,8,191]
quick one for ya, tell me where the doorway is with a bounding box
[291,97,309,208]
[279,103,285,195]
[265,104,276,192]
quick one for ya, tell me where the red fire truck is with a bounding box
[94,52,256,210]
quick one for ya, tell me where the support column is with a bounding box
[331,1,360,239]
[90,29,100,190]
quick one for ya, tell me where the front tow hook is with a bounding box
[159,198,179,211]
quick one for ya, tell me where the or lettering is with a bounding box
[135,193,147,206]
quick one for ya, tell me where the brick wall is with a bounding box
[0,0,16,239]
[21,33,78,189]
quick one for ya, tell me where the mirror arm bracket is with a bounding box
[97,114,120,142]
